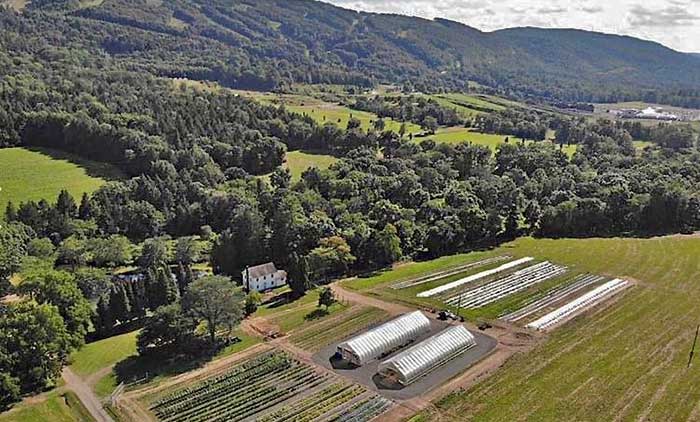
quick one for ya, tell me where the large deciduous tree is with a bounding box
[0,301,73,408]
[183,276,244,344]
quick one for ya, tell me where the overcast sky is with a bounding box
[322,0,700,53]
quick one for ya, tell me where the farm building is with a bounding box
[377,325,477,386]
[242,262,287,292]
[337,311,431,366]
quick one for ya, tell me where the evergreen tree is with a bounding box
[55,190,77,217]
[287,253,311,297]
[146,265,179,310]
[109,285,131,324]
[94,295,115,335]
[4,202,17,222]
[78,193,93,220]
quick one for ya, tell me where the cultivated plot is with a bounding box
[149,351,390,422]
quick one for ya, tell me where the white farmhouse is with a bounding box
[242,262,287,292]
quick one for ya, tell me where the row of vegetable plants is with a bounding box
[150,352,329,422]
[259,382,364,422]
[151,352,291,413]
[331,395,393,422]
[291,306,389,351]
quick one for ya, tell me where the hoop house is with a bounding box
[378,325,477,385]
[337,311,431,366]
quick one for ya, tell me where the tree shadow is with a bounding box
[304,308,329,321]
[26,147,125,182]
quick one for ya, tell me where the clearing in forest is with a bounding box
[0,147,122,217]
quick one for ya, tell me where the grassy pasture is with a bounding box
[285,151,338,181]
[434,93,507,112]
[415,127,579,157]
[286,104,422,134]
[0,390,93,422]
[0,147,122,217]
[404,235,700,421]
[69,331,139,378]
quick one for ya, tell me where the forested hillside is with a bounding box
[5,0,700,107]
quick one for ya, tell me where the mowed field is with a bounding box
[286,104,422,134]
[0,390,93,422]
[285,151,338,181]
[0,148,121,216]
[417,127,579,157]
[395,236,700,421]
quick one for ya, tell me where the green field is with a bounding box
[69,331,139,378]
[89,328,259,397]
[414,127,578,156]
[0,390,93,422]
[398,235,700,421]
[432,93,507,114]
[285,151,338,181]
[287,104,422,134]
[0,148,122,217]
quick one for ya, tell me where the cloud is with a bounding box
[628,5,700,27]
[537,6,567,15]
[580,6,604,14]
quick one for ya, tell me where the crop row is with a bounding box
[155,361,306,419]
[152,352,290,412]
[331,395,393,422]
[390,255,511,290]
[527,278,629,331]
[259,383,349,422]
[150,352,329,422]
[292,307,388,351]
[446,261,567,309]
[159,364,316,422]
[500,274,605,323]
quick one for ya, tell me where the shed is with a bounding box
[377,325,476,385]
[336,311,431,366]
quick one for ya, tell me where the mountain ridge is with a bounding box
[8,0,700,106]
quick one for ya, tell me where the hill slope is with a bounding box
[5,0,700,106]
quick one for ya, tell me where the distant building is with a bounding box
[242,263,287,292]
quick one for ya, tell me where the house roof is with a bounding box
[247,262,278,279]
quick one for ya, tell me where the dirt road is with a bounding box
[62,367,113,422]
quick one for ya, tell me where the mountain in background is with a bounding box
[5,0,700,106]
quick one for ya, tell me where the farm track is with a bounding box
[62,367,113,422]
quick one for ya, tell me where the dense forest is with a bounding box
[2,0,700,106]
[2,0,700,410]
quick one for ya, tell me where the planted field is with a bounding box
[526,278,630,331]
[290,306,390,352]
[500,274,606,323]
[149,351,389,422]
[268,301,348,333]
[444,261,568,309]
[0,147,122,217]
[412,236,700,421]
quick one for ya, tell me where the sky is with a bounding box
[322,0,700,53]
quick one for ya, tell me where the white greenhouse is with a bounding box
[336,311,431,366]
[377,325,477,385]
